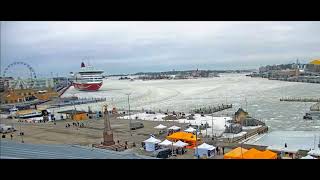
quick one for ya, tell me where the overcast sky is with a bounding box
[1,21,320,77]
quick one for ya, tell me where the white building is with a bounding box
[8,78,54,89]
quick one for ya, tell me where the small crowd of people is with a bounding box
[65,122,85,128]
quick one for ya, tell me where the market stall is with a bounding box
[143,136,161,152]
[195,143,216,158]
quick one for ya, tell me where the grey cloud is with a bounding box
[1,21,320,76]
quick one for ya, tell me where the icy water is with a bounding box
[62,74,320,131]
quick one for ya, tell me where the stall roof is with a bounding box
[168,125,181,130]
[167,132,198,142]
[242,148,263,159]
[173,140,188,147]
[197,143,215,151]
[241,148,277,159]
[223,147,248,159]
[159,139,173,146]
[154,124,167,129]
[184,127,196,133]
[143,137,161,144]
[245,131,320,151]
[307,149,320,156]
[260,150,277,159]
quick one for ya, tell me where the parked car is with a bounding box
[151,148,172,159]
[130,122,144,130]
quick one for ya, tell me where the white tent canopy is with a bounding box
[154,124,167,129]
[308,149,320,156]
[159,139,173,146]
[173,140,188,147]
[196,143,216,157]
[197,143,216,151]
[168,125,181,130]
[143,136,161,144]
[143,136,161,152]
[301,155,316,159]
[184,127,196,133]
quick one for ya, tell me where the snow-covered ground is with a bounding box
[242,125,262,130]
[118,112,232,136]
[222,131,247,138]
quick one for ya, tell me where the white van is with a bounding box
[0,124,16,133]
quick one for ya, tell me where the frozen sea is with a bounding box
[62,73,320,132]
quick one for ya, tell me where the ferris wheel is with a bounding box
[3,61,37,89]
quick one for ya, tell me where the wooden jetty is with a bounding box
[280,97,320,102]
[190,104,233,114]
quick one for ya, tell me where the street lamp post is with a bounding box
[126,93,132,136]
[16,116,24,143]
[211,114,214,138]
[195,126,199,159]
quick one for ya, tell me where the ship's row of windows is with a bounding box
[76,78,102,81]
[75,79,103,83]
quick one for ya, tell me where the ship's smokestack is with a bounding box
[81,62,85,68]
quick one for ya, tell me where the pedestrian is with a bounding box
[222,147,225,155]
[285,143,287,148]
[10,134,13,140]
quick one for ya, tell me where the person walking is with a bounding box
[10,134,13,140]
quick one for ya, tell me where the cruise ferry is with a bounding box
[72,62,104,91]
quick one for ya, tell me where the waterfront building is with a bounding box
[0,89,59,104]
[0,77,13,92]
[306,59,320,73]
[7,78,54,89]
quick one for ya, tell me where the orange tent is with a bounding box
[223,147,248,159]
[242,148,263,159]
[259,150,277,159]
[240,148,278,159]
[167,132,198,148]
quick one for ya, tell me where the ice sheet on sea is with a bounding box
[61,75,320,131]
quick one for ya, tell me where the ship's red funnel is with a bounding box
[81,62,85,67]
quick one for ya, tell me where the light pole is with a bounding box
[195,126,199,159]
[16,116,24,143]
[126,93,132,136]
[211,114,214,138]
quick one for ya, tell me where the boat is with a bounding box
[72,62,104,91]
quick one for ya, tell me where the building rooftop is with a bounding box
[245,131,320,151]
[0,141,151,159]
[310,59,320,65]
